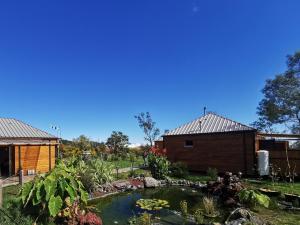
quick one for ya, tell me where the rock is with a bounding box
[144,177,159,188]
[112,180,131,190]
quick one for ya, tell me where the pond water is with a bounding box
[90,187,226,225]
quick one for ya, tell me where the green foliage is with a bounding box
[106,131,129,155]
[207,168,218,181]
[135,112,160,147]
[202,196,218,217]
[18,162,88,222]
[147,153,170,179]
[0,200,35,225]
[170,162,189,178]
[136,199,170,211]
[180,200,188,218]
[238,189,271,208]
[89,159,114,185]
[129,212,152,225]
[194,209,204,225]
[253,51,300,133]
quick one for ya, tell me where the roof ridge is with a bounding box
[164,112,256,136]
[208,113,254,129]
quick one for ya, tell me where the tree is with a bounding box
[253,51,300,134]
[73,135,92,152]
[106,131,129,155]
[135,112,160,147]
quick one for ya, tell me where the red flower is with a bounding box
[150,147,166,156]
[78,212,102,225]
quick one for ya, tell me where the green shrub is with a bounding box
[170,162,189,178]
[0,203,34,225]
[89,159,114,185]
[147,153,170,179]
[18,162,88,223]
[207,167,218,181]
[238,189,270,208]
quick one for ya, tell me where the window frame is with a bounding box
[184,140,194,148]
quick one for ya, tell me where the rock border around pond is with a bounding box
[89,177,207,199]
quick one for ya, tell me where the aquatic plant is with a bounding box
[129,213,152,225]
[179,200,188,218]
[238,189,270,208]
[136,199,170,211]
[202,197,219,217]
[194,209,204,225]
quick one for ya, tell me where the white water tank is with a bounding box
[257,150,269,176]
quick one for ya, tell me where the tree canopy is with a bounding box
[253,51,300,134]
[135,112,160,147]
[106,131,129,155]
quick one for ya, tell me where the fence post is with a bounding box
[19,169,23,185]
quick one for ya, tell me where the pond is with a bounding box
[90,187,227,225]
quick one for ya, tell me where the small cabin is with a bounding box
[0,118,59,176]
[161,113,300,175]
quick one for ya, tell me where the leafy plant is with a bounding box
[147,153,170,179]
[18,162,89,223]
[238,189,270,208]
[89,159,114,185]
[207,168,218,181]
[136,199,169,211]
[170,162,189,178]
[180,200,188,218]
[194,208,204,225]
[202,197,218,217]
[129,213,152,225]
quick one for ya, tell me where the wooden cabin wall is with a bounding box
[164,131,256,175]
[14,145,56,175]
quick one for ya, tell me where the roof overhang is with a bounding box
[257,132,300,140]
[0,139,60,146]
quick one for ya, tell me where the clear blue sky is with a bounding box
[0,1,299,143]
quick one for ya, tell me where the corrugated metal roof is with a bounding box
[164,113,255,136]
[0,118,57,139]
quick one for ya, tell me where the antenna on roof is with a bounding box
[203,107,207,116]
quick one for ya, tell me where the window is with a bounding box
[184,140,194,147]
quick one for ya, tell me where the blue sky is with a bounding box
[0,1,299,144]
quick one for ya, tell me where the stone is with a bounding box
[144,177,159,188]
[112,180,131,190]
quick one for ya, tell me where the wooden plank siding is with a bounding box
[14,145,56,175]
[164,131,256,175]
[268,149,300,174]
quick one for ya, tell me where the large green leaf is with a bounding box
[21,182,33,204]
[65,184,76,203]
[44,178,57,201]
[48,195,63,217]
[80,188,89,204]
[35,181,43,202]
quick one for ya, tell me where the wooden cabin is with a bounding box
[0,118,59,176]
[161,113,300,175]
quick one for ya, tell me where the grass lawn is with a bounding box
[244,179,300,196]
[3,185,21,207]
[109,156,144,169]
[113,168,151,180]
